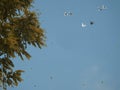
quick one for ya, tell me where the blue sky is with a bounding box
[8,0,120,90]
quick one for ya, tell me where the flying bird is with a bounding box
[81,23,87,28]
[64,12,68,16]
[90,21,94,25]
[98,5,107,11]
[64,11,73,16]
[68,12,73,16]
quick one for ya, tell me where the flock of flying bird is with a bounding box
[64,5,107,28]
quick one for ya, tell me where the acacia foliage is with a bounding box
[0,0,45,89]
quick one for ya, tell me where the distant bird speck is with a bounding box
[64,12,68,16]
[68,12,73,16]
[98,5,107,11]
[50,76,53,80]
[81,23,87,28]
[64,11,73,16]
[90,21,94,25]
